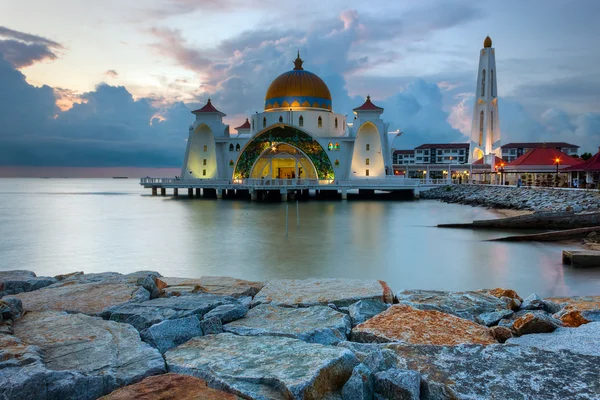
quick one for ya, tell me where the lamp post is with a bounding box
[499,162,505,185]
[554,157,561,187]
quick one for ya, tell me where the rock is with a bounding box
[165,333,359,400]
[521,293,545,310]
[342,364,374,400]
[107,294,240,331]
[554,309,591,327]
[545,295,600,322]
[395,289,511,322]
[348,300,389,327]
[0,270,57,297]
[507,322,600,357]
[337,342,398,372]
[489,326,513,343]
[200,316,223,335]
[140,316,204,354]
[99,373,242,400]
[373,369,420,400]
[351,305,497,345]
[383,343,600,399]
[512,311,562,335]
[478,309,514,326]
[161,276,264,298]
[238,296,252,309]
[224,304,351,345]
[542,299,562,314]
[253,278,393,308]
[485,287,523,302]
[203,302,247,323]
[0,297,23,321]
[1,311,165,399]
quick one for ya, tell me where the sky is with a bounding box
[1,0,599,169]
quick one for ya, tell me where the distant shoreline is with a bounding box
[0,166,180,179]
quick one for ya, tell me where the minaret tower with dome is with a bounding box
[468,36,501,163]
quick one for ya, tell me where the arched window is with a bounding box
[299,115,304,127]
[366,144,370,151]
[490,111,494,144]
[334,142,340,150]
[252,119,254,130]
[490,70,494,97]
[328,142,333,151]
[366,158,370,165]
[481,69,486,97]
[479,111,484,146]
[229,159,234,167]
[335,118,338,128]
[229,143,234,151]
[343,120,345,130]
[279,115,283,123]
[203,145,207,152]
[318,116,323,128]
[235,143,241,151]
[263,117,266,128]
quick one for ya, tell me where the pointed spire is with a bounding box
[293,50,304,70]
[483,35,492,48]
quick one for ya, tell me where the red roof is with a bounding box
[473,155,505,167]
[414,143,469,150]
[191,99,225,115]
[505,146,581,167]
[502,142,579,149]
[353,95,383,112]
[235,118,251,130]
[562,150,600,171]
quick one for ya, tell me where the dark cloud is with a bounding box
[0,26,64,68]
[104,70,119,78]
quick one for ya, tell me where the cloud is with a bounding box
[104,70,119,78]
[0,26,64,68]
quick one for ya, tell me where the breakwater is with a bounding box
[1,270,599,399]
[421,185,600,212]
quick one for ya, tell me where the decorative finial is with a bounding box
[483,36,492,48]
[366,95,371,102]
[293,51,304,70]
[207,97,211,103]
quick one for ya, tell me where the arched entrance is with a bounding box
[250,143,318,179]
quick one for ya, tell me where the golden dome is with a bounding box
[264,52,332,111]
[483,36,492,48]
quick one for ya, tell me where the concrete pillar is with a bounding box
[413,188,420,199]
[216,189,223,199]
[280,189,288,202]
[195,188,201,197]
[341,189,348,200]
[188,188,193,198]
[160,188,166,196]
[152,187,157,196]
[251,190,257,201]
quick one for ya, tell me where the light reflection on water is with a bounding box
[0,178,598,297]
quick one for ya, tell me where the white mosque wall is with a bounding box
[250,110,347,138]
[349,121,386,178]
[181,124,218,179]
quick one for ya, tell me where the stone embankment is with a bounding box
[421,185,600,212]
[1,270,600,399]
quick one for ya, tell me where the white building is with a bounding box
[501,142,579,162]
[180,53,395,182]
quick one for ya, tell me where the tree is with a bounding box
[581,152,593,160]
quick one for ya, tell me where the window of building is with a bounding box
[335,118,338,128]
[490,70,494,97]
[424,150,429,155]
[328,142,333,151]
[334,142,340,150]
[318,116,323,128]
[366,158,370,165]
[202,169,206,176]
[299,115,303,127]
[343,120,345,130]
[252,119,254,130]
[444,150,450,154]
[263,117,266,128]
[437,150,442,155]
[416,150,423,154]
[416,157,423,161]
[229,143,234,151]
[490,111,494,134]
[437,157,442,162]
[479,111,484,146]
[366,169,369,176]
[366,144,370,151]
[203,145,207,152]
[481,69,486,97]
[235,143,240,151]
[459,150,465,155]
[279,115,283,123]
[229,159,234,167]
[203,159,207,166]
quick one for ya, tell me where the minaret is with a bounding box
[468,36,501,163]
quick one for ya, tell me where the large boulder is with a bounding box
[373,369,420,400]
[395,289,512,323]
[348,300,390,327]
[342,363,374,400]
[253,278,393,308]
[384,343,600,399]
[546,295,600,322]
[13,271,161,316]
[0,270,56,297]
[512,311,562,335]
[223,304,351,345]
[203,302,247,323]
[99,373,243,400]
[165,333,359,400]
[107,294,240,331]
[0,311,165,400]
[507,322,600,357]
[351,305,497,345]
[140,316,204,354]
[160,276,264,298]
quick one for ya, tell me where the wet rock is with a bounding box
[521,293,544,310]
[351,305,496,345]
[478,309,514,326]
[161,276,264,298]
[0,297,23,321]
[253,278,393,308]
[0,270,56,297]
[489,325,513,343]
[545,295,600,322]
[342,364,374,400]
[203,302,247,323]
[224,304,351,345]
[99,373,243,400]
[140,316,203,354]
[395,289,511,322]
[373,369,420,400]
[512,311,562,335]
[507,322,600,357]
[348,300,390,327]
[107,294,240,331]
[165,333,359,400]
[200,316,223,334]
[554,309,591,327]
[385,343,600,399]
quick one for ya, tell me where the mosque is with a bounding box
[180,52,395,183]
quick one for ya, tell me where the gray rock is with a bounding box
[374,369,420,400]
[160,276,264,298]
[383,343,600,399]
[512,311,563,335]
[165,333,359,400]
[395,289,511,322]
[489,325,513,343]
[521,293,545,310]
[342,364,374,400]
[107,294,239,331]
[0,270,57,297]
[542,299,562,314]
[200,316,223,334]
[203,302,247,323]
[0,297,23,321]
[337,342,398,372]
[136,275,161,299]
[223,304,351,345]
[478,309,514,326]
[507,322,600,357]
[238,296,252,309]
[140,316,203,354]
[348,300,389,327]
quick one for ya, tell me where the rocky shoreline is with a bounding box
[421,185,600,213]
[1,270,599,399]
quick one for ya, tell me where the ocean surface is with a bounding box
[0,178,597,297]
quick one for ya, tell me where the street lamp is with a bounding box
[554,157,561,187]
[499,162,505,185]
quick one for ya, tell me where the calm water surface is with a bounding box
[0,178,598,297]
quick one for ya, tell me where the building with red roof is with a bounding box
[562,148,600,188]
